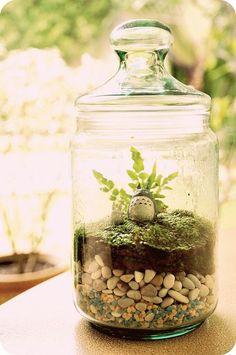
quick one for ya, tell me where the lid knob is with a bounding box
[110,19,173,54]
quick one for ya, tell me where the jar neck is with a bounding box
[117,49,166,79]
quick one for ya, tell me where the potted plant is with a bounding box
[0,190,68,304]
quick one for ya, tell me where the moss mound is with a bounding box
[98,210,214,251]
[74,209,216,274]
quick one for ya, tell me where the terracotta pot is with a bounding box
[0,253,68,304]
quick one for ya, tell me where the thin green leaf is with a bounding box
[127,170,138,180]
[120,188,131,199]
[139,172,148,180]
[128,182,138,191]
[107,180,114,190]
[146,162,156,189]
[155,174,162,186]
[130,146,144,173]
[93,170,104,182]
[101,187,110,192]
[112,188,119,196]
[163,172,178,185]
[163,186,172,190]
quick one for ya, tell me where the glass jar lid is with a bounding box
[76,19,210,112]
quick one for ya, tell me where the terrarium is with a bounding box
[72,19,218,339]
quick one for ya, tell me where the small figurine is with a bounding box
[128,188,156,222]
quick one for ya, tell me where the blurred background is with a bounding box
[0,0,235,260]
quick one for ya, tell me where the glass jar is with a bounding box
[72,19,218,340]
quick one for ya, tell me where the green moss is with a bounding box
[82,209,215,252]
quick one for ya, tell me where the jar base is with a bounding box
[90,320,204,340]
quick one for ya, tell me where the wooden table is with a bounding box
[0,228,235,355]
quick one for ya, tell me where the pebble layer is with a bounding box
[75,256,216,330]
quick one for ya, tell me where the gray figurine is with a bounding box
[128,188,156,222]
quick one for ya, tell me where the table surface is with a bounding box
[0,228,236,355]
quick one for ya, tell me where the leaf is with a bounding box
[120,188,131,200]
[146,162,156,189]
[107,180,114,190]
[110,196,116,201]
[93,170,114,191]
[139,172,148,180]
[130,146,144,173]
[101,187,110,192]
[93,170,104,183]
[153,193,166,199]
[155,174,162,186]
[163,186,172,190]
[128,182,138,191]
[155,199,167,212]
[111,188,119,196]
[127,170,138,181]
[162,172,178,185]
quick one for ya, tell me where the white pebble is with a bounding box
[82,273,92,285]
[93,279,106,292]
[187,274,201,289]
[135,302,147,312]
[179,288,189,296]
[139,280,145,288]
[199,276,206,283]
[113,269,124,277]
[118,298,134,308]
[145,313,155,322]
[111,312,122,318]
[88,260,99,273]
[151,274,163,287]
[101,266,112,279]
[205,275,214,289]
[141,284,157,297]
[161,297,174,308]
[199,284,209,297]
[107,276,119,290]
[142,296,162,304]
[80,284,91,295]
[90,305,97,314]
[144,269,156,283]
[152,296,163,304]
[207,295,215,305]
[181,277,195,290]
[192,271,202,279]
[142,296,153,302]
[91,269,102,280]
[102,289,113,294]
[168,290,189,304]
[172,280,182,292]
[158,288,168,298]
[188,288,200,301]
[129,281,139,290]
[95,255,104,267]
[163,273,175,289]
[120,274,134,283]
[127,290,142,301]
[113,288,126,296]
[134,271,144,283]
[83,260,91,273]
[117,281,129,292]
